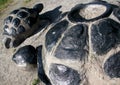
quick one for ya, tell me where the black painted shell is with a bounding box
[3,3,44,48]
[4,7,38,36]
[43,1,120,85]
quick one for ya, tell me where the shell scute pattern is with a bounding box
[3,3,43,48]
[43,1,120,85]
[4,9,27,36]
[3,7,39,36]
[91,18,120,55]
[54,24,88,60]
[113,7,120,21]
[45,20,69,51]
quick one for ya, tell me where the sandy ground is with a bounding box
[0,0,119,85]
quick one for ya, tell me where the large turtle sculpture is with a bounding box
[2,0,120,85]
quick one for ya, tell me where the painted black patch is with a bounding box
[12,45,37,65]
[4,16,13,24]
[17,11,28,18]
[17,25,26,34]
[49,64,81,85]
[104,52,120,78]
[25,17,37,27]
[68,2,112,22]
[37,46,51,85]
[12,18,20,27]
[4,38,11,49]
[10,9,19,14]
[33,3,43,13]
[55,24,88,60]
[45,20,68,51]
[91,18,120,55]
[28,9,35,14]
[113,8,120,21]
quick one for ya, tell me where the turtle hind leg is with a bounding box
[36,45,51,85]
[12,45,37,68]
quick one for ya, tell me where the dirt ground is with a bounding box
[0,0,119,85]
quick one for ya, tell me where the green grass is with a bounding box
[0,0,12,10]
[0,0,8,5]
[32,78,40,85]
[25,0,32,3]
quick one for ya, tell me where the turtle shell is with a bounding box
[4,7,38,36]
[42,1,120,85]
[3,3,44,48]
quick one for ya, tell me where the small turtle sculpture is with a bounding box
[2,3,44,48]
[3,0,120,85]
[3,3,60,48]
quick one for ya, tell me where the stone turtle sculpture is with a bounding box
[3,3,44,48]
[3,0,120,85]
[3,3,61,48]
